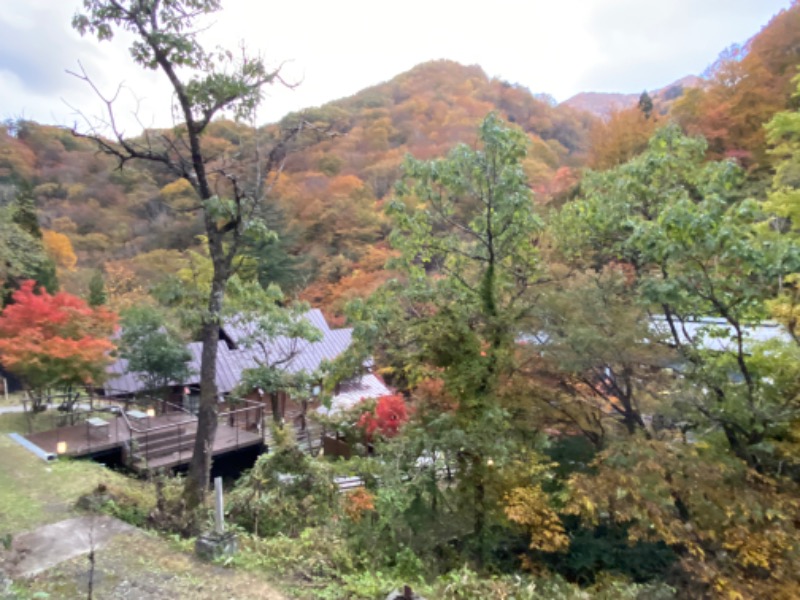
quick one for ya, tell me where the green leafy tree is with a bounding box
[233,281,322,425]
[529,266,672,445]
[238,203,307,294]
[119,305,192,397]
[72,0,312,507]
[354,113,552,559]
[557,125,800,471]
[0,184,57,303]
[228,429,336,537]
[11,180,42,239]
[764,74,800,343]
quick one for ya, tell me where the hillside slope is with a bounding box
[0,60,595,317]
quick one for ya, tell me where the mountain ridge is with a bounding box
[562,75,705,118]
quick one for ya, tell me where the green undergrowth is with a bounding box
[226,527,675,600]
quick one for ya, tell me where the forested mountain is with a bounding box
[0,60,596,319]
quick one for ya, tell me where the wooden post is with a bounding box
[214,476,225,535]
[3,378,7,403]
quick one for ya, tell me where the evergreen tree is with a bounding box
[11,180,42,239]
[0,183,57,303]
[87,269,107,307]
[638,90,654,119]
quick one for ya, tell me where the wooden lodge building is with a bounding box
[99,309,390,459]
[16,310,388,474]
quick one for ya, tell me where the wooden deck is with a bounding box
[131,419,263,472]
[24,411,263,474]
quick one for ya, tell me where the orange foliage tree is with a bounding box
[0,280,117,409]
[673,2,800,170]
[343,487,376,523]
[588,106,659,170]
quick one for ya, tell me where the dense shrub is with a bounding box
[228,443,337,537]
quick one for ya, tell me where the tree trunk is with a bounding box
[183,273,226,509]
[472,456,487,568]
[270,392,282,425]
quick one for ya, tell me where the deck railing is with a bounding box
[129,398,264,468]
[218,399,265,450]
[22,389,265,467]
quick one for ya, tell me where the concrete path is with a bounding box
[6,516,138,578]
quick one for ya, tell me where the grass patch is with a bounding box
[0,428,147,535]
[0,390,25,408]
[0,411,60,436]
[0,416,288,599]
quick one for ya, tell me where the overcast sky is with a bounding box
[0,0,792,134]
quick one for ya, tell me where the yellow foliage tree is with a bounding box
[104,260,152,313]
[42,229,77,271]
[567,439,800,599]
[505,485,569,554]
[160,178,198,211]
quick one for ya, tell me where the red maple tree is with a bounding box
[0,280,117,405]
[357,394,409,440]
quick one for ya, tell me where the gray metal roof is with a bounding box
[105,310,357,396]
[104,355,148,395]
[317,373,392,416]
[521,317,792,355]
[648,316,792,353]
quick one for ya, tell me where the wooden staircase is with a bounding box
[130,426,195,470]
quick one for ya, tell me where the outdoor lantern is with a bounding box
[56,441,67,454]
[146,407,156,418]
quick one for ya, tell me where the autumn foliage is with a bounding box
[42,229,77,271]
[343,487,376,523]
[567,440,800,598]
[0,280,117,393]
[357,394,409,439]
[671,2,800,169]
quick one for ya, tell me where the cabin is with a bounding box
[15,309,388,473]
[104,308,390,446]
